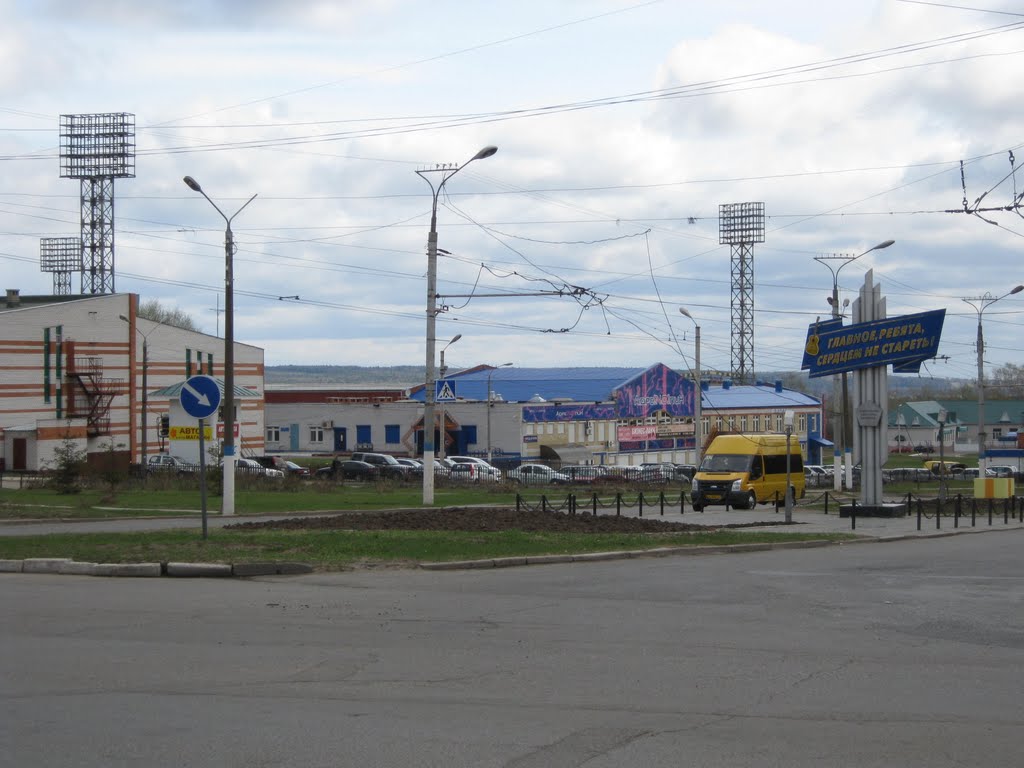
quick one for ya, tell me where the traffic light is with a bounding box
[159,414,169,437]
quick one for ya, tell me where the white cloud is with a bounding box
[1,0,1022,384]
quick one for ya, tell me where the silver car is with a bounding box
[505,463,570,486]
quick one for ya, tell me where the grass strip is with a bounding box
[0,528,857,569]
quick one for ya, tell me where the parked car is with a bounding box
[282,460,311,479]
[447,463,482,482]
[604,466,642,483]
[255,455,310,478]
[316,459,380,481]
[505,463,570,485]
[254,455,287,472]
[561,465,613,484]
[639,463,676,483]
[673,464,698,482]
[447,456,502,481]
[447,462,501,482]
[952,467,986,479]
[988,465,1017,478]
[235,457,284,478]
[146,453,199,475]
[923,460,966,476]
[882,467,934,483]
[431,458,456,477]
[395,458,424,475]
[913,444,935,454]
[349,452,409,479]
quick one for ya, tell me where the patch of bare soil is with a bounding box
[227,507,792,534]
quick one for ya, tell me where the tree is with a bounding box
[138,299,200,332]
[989,363,1024,399]
[46,426,87,494]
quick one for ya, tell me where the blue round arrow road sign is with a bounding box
[180,375,222,420]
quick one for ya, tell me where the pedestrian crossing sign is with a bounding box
[436,380,456,401]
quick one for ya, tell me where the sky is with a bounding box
[2,0,1024,386]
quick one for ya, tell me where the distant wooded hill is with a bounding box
[266,365,422,385]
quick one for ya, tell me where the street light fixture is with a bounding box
[182,175,257,517]
[437,333,462,461]
[814,239,895,490]
[678,307,702,465]
[416,145,497,504]
[487,363,513,464]
[783,409,795,524]
[962,284,1024,475]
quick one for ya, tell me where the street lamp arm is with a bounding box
[183,177,257,226]
[961,283,1023,475]
[418,145,497,504]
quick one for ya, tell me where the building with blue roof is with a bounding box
[265,362,827,468]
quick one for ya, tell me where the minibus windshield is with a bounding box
[700,454,753,473]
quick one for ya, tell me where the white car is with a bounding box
[505,464,570,486]
[988,465,1017,478]
[447,456,502,481]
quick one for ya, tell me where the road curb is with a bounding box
[419,537,857,570]
[0,559,311,578]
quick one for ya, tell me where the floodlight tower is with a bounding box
[39,237,82,295]
[719,202,764,385]
[58,113,136,294]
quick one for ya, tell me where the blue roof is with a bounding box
[411,365,821,408]
[439,366,645,403]
[704,382,820,409]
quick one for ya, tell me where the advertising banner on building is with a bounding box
[168,425,213,441]
[617,425,658,441]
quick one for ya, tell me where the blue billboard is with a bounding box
[802,309,945,378]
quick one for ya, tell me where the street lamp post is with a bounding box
[487,363,513,464]
[119,314,166,473]
[679,308,702,466]
[437,334,462,461]
[962,285,1024,476]
[814,239,895,490]
[416,145,497,504]
[183,176,257,517]
[784,409,795,523]
[937,407,948,503]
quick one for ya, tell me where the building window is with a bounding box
[310,425,324,443]
[740,415,748,432]
[385,424,400,444]
[266,426,281,443]
[752,414,761,432]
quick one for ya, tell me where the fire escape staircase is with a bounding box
[67,356,126,436]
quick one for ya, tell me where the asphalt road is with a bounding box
[2,531,1022,767]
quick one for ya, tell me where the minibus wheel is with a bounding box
[744,491,757,509]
